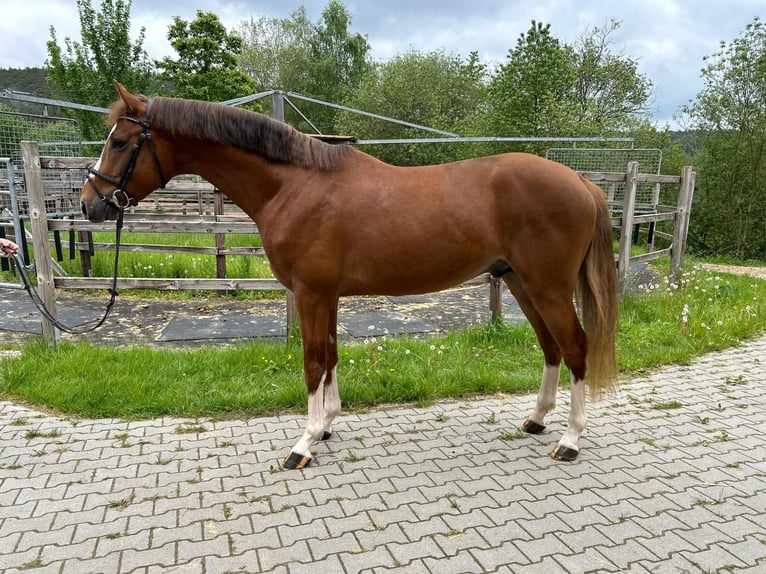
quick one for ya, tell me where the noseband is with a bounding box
[87,105,168,208]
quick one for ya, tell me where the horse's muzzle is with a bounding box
[81,198,117,222]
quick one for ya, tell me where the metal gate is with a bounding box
[546,147,663,212]
[1,112,83,286]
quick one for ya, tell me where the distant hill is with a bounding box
[0,67,51,114]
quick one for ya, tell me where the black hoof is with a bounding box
[321,430,333,441]
[522,418,546,434]
[551,444,579,462]
[283,451,312,469]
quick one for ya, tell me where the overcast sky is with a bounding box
[0,0,763,127]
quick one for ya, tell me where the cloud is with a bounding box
[0,0,761,127]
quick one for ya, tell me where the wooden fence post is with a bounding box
[214,189,227,282]
[617,161,639,297]
[489,276,503,321]
[21,141,59,346]
[669,166,696,282]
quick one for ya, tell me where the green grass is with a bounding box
[0,263,764,420]
[1,231,276,300]
[81,232,272,281]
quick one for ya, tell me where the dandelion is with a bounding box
[377,345,383,352]
[439,345,446,351]
[349,359,355,365]
[681,304,690,324]
[430,345,436,351]
[717,320,723,326]
[405,349,411,355]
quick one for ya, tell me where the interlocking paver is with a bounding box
[2,333,766,572]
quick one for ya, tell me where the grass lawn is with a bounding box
[1,261,764,420]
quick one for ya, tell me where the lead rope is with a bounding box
[11,207,125,335]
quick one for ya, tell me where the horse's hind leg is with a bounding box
[503,273,562,435]
[321,305,342,441]
[529,291,589,461]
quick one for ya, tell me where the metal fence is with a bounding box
[0,111,84,219]
[0,110,82,161]
[546,147,663,211]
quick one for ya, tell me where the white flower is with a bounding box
[349,359,355,365]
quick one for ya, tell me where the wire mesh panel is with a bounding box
[546,148,662,212]
[0,111,84,217]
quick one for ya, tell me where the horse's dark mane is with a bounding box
[116,96,351,170]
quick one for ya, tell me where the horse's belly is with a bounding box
[340,250,494,297]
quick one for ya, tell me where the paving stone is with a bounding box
[339,545,397,573]
[2,333,766,573]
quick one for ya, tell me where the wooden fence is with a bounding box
[17,141,695,345]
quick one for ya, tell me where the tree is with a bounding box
[304,0,371,104]
[681,16,766,259]
[486,21,576,144]
[46,0,156,142]
[237,1,372,132]
[237,8,314,91]
[156,11,257,102]
[571,20,654,133]
[484,20,654,153]
[336,49,488,165]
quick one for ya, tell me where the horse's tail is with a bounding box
[577,177,619,399]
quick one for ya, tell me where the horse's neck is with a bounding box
[178,144,287,223]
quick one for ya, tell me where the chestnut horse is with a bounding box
[81,83,618,469]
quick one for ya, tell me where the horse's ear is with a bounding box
[113,80,145,116]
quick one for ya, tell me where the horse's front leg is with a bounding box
[283,291,338,470]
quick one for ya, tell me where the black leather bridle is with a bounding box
[87,109,168,208]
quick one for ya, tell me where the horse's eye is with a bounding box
[111,139,129,151]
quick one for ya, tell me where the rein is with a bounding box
[10,208,125,334]
[13,103,166,335]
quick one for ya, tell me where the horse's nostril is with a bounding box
[81,201,87,217]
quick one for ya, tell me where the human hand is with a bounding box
[0,238,19,256]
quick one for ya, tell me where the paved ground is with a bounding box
[0,283,524,348]
[1,332,765,573]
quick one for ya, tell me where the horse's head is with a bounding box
[80,82,169,222]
